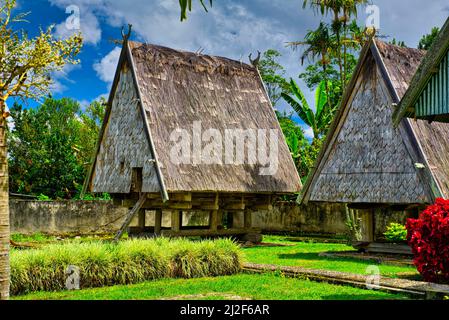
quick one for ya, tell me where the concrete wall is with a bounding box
[9,200,409,237]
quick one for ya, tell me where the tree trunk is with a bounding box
[0,105,9,300]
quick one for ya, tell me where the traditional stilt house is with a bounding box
[84,31,301,241]
[394,17,449,123]
[300,39,449,247]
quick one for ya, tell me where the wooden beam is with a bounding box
[169,193,192,202]
[161,228,261,237]
[169,203,192,210]
[154,210,162,235]
[251,204,273,211]
[224,203,245,211]
[114,193,148,242]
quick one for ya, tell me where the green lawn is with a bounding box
[11,234,420,300]
[243,236,419,279]
[14,273,409,300]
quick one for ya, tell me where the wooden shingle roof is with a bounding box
[86,40,302,196]
[300,39,449,205]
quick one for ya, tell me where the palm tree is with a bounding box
[288,22,335,111]
[282,79,336,144]
[302,0,368,87]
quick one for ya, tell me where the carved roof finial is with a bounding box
[249,51,261,68]
[121,24,133,42]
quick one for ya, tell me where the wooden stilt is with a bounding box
[209,210,218,231]
[217,210,223,229]
[137,209,146,232]
[244,210,252,229]
[171,211,182,232]
[154,210,162,235]
[114,193,148,242]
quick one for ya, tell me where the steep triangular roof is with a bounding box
[84,40,302,197]
[300,39,449,205]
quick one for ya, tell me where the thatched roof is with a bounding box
[394,17,449,123]
[300,39,449,205]
[86,40,301,197]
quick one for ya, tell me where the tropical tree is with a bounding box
[418,27,440,50]
[258,49,290,108]
[8,98,104,200]
[0,0,82,300]
[282,79,336,143]
[289,22,335,111]
[302,0,369,87]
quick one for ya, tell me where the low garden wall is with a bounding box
[9,200,408,237]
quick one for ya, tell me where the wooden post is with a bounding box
[359,210,374,243]
[154,210,162,235]
[209,210,218,231]
[171,211,182,232]
[244,210,252,229]
[217,210,223,229]
[137,209,146,232]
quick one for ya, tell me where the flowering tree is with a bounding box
[407,198,449,283]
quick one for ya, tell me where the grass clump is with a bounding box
[11,238,242,296]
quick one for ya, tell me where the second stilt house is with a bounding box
[300,39,449,245]
[84,33,301,241]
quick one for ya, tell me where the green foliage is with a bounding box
[384,223,407,243]
[258,49,290,107]
[389,38,407,47]
[8,97,106,200]
[179,0,212,21]
[282,79,336,142]
[297,138,323,182]
[10,238,242,296]
[418,27,440,50]
[36,194,51,202]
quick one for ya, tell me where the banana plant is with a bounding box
[282,79,336,142]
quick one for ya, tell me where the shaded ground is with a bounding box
[244,236,420,280]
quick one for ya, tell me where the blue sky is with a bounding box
[10,0,449,138]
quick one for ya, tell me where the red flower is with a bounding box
[407,198,449,283]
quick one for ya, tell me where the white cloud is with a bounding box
[50,63,82,94]
[93,47,121,84]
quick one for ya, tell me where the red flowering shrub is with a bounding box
[406,198,449,283]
